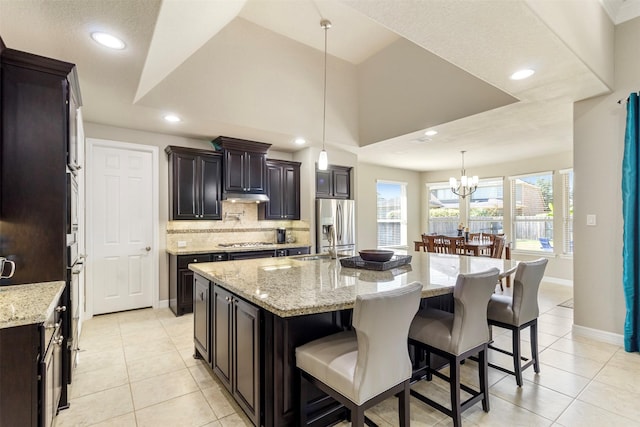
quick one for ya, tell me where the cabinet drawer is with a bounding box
[288,247,310,256]
[178,254,212,269]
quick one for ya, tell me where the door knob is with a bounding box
[145,246,151,252]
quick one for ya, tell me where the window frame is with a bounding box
[509,171,554,253]
[376,180,408,249]
[467,177,504,234]
[560,168,573,256]
[426,182,461,235]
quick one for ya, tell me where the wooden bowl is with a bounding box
[359,249,394,262]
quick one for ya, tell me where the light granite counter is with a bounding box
[189,252,518,318]
[167,242,311,256]
[0,281,66,328]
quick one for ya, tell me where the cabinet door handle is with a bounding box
[199,292,204,301]
[56,305,67,312]
[193,259,198,262]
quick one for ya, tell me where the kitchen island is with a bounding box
[189,252,517,426]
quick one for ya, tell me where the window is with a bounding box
[560,169,573,255]
[510,172,553,251]
[468,178,504,234]
[427,183,460,235]
[376,181,407,248]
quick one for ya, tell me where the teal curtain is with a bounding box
[623,93,640,352]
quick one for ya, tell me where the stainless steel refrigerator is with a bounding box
[316,199,356,255]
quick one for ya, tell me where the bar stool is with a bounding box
[487,258,548,386]
[409,268,500,427]
[295,282,423,426]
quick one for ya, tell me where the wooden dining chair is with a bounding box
[447,236,466,255]
[490,235,507,290]
[421,234,435,252]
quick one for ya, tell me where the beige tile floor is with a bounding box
[54,281,640,427]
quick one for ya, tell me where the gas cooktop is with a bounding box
[217,242,274,248]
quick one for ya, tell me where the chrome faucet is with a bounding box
[327,224,338,259]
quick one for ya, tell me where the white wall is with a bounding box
[572,16,640,338]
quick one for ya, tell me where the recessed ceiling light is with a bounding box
[91,32,126,50]
[294,138,306,145]
[510,68,535,80]
[424,130,438,137]
[164,114,181,123]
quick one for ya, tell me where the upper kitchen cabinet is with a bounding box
[316,165,352,199]
[166,146,222,220]
[213,136,271,197]
[259,159,301,220]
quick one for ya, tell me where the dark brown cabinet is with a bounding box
[193,274,210,363]
[214,136,271,196]
[0,294,65,427]
[259,159,301,220]
[166,146,222,220]
[1,43,81,413]
[287,246,311,256]
[316,165,351,199]
[169,253,227,316]
[212,284,261,426]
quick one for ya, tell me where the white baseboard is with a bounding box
[572,324,624,347]
[542,276,573,287]
[157,299,169,309]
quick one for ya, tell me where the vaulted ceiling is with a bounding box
[0,0,635,171]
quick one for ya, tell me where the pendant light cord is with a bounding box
[321,19,330,151]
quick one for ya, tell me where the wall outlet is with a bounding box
[177,241,187,247]
[586,214,597,226]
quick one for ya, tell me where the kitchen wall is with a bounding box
[84,122,301,304]
[572,16,640,340]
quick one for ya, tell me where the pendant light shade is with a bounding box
[317,19,331,171]
[318,149,328,170]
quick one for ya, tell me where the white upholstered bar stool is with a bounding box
[487,258,548,386]
[408,268,500,427]
[295,282,423,427]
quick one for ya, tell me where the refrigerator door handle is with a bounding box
[337,204,343,241]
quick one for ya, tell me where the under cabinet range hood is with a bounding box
[223,192,269,203]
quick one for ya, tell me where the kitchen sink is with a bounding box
[292,253,351,261]
[292,255,331,261]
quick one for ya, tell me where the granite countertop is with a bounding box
[167,242,311,256]
[0,281,66,329]
[189,252,518,318]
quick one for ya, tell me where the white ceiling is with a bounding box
[0,0,636,172]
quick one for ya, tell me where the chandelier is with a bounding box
[449,151,478,198]
[317,19,331,171]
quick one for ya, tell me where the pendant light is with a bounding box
[449,151,479,198]
[317,19,331,171]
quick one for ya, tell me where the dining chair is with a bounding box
[487,258,548,386]
[296,282,423,426]
[421,233,435,252]
[447,236,466,255]
[423,234,449,253]
[409,268,500,427]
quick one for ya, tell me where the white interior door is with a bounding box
[88,139,157,315]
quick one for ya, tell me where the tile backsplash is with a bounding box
[166,202,310,250]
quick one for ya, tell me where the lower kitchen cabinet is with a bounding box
[193,274,210,362]
[211,284,261,426]
[169,253,227,316]
[287,246,310,256]
[0,295,65,427]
